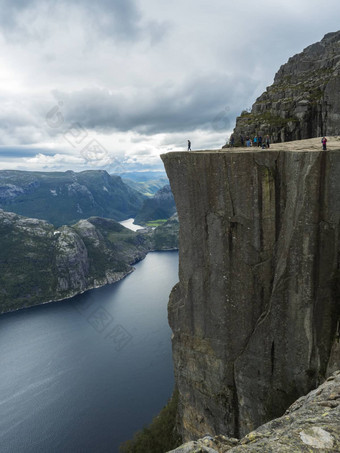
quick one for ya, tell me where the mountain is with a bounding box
[232,31,340,143]
[0,170,145,227]
[122,177,169,197]
[117,170,169,198]
[117,171,167,182]
[162,146,340,441]
[151,213,179,250]
[134,185,176,225]
[0,208,178,314]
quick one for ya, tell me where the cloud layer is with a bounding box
[0,0,340,171]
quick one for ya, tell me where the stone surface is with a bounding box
[168,371,340,452]
[232,31,340,143]
[161,148,340,441]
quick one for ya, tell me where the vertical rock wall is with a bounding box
[232,31,340,143]
[161,149,340,441]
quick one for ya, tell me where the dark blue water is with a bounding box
[0,251,178,453]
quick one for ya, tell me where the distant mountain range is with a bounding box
[122,177,169,198]
[0,170,145,227]
[116,171,167,182]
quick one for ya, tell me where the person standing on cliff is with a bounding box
[188,140,191,151]
[265,135,270,148]
[322,136,327,151]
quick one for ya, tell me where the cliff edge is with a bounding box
[161,148,340,441]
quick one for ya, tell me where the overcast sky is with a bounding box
[0,0,339,173]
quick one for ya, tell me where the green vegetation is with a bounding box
[240,110,251,117]
[120,390,181,453]
[150,217,179,250]
[239,111,299,129]
[0,209,179,314]
[0,218,58,312]
[308,87,324,103]
[146,219,167,227]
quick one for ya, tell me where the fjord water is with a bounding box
[0,251,178,453]
[119,218,144,231]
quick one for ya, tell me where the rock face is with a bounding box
[0,209,178,313]
[161,149,340,441]
[168,370,340,453]
[233,31,340,143]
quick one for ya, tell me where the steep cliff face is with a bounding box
[233,31,340,143]
[161,149,340,441]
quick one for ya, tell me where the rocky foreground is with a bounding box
[168,371,340,452]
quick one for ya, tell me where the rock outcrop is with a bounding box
[0,209,179,313]
[168,370,340,453]
[161,148,340,441]
[232,31,340,143]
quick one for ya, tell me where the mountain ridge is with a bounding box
[232,31,340,143]
[0,169,145,226]
[0,208,178,314]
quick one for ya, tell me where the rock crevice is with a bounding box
[162,149,340,441]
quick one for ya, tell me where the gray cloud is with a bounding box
[0,0,340,171]
[0,0,167,43]
[50,73,258,135]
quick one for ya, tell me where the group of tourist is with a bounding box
[229,135,271,148]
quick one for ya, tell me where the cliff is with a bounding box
[161,148,340,441]
[0,209,178,314]
[232,31,340,143]
[169,370,340,452]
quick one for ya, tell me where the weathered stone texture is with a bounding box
[161,149,340,441]
[233,31,340,143]
[168,371,340,453]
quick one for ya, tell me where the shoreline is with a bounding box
[0,248,179,317]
